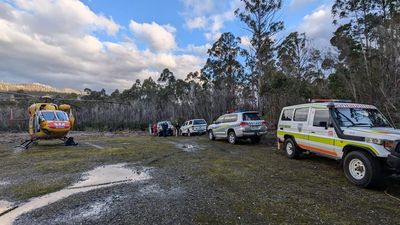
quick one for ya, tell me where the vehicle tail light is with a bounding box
[240,122,249,127]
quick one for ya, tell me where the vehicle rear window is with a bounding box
[193,119,206,125]
[243,113,261,121]
[281,109,293,121]
[293,108,309,122]
[224,114,238,123]
[313,110,329,127]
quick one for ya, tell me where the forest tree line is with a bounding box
[2,0,400,131]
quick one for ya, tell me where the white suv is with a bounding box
[208,111,267,144]
[180,119,207,136]
[277,100,400,188]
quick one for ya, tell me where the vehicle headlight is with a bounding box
[365,137,383,145]
[365,137,395,150]
[383,140,395,150]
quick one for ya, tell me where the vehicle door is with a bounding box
[292,107,311,148]
[308,108,336,157]
[222,114,239,137]
[278,108,294,133]
[213,115,226,137]
[181,121,187,133]
[188,121,193,133]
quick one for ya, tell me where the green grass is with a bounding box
[9,178,72,200]
[0,136,176,201]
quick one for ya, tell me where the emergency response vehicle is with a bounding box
[180,119,207,136]
[208,111,267,144]
[277,99,400,187]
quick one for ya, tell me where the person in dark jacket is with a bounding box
[162,122,168,137]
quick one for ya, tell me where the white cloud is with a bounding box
[297,4,335,48]
[181,0,242,41]
[240,36,252,49]
[185,16,206,29]
[129,21,177,52]
[0,1,205,92]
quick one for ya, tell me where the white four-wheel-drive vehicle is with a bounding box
[277,99,400,188]
[208,111,267,144]
[180,119,207,136]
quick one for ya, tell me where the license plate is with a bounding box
[251,126,259,130]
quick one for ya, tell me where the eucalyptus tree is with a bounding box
[201,32,245,114]
[235,0,284,111]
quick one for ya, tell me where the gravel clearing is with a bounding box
[0,134,400,224]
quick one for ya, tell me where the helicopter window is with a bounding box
[56,111,69,121]
[41,111,57,121]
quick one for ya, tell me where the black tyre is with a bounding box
[343,151,384,188]
[251,136,261,144]
[284,138,300,159]
[208,130,215,141]
[228,131,237,144]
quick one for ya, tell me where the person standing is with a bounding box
[162,122,168,137]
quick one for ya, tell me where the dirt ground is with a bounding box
[0,133,400,224]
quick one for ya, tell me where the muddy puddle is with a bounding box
[174,143,206,152]
[0,164,151,225]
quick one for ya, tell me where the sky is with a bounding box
[0,0,336,92]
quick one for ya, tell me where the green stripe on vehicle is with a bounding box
[277,130,379,155]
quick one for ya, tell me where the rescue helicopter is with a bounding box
[1,90,128,150]
[0,92,78,149]
[19,99,77,149]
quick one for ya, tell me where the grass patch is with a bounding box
[9,178,72,200]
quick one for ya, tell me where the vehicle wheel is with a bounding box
[343,151,384,188]
[187,129,191,137]
[251,136,261,144]
[228,131,237,144]
[208,130,215,141]
[284,138,300,159]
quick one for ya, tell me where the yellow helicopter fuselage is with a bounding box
[28,103,75,140]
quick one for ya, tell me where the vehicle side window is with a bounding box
[313,110,330,127]
[293,108,309,122]
[224,114,238,123]
[281,109,293,121]
[189,121,193,125]
[216,116,224,124]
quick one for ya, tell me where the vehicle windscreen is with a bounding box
[333,108,391,127]
[243,113,262,121]
[55,111,69,121]
[193,119,206,125]
[41,112,57,121]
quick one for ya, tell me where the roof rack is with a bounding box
[309,99,352,103]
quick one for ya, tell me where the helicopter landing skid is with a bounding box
[63,137,78,146]
[15,139,35,150]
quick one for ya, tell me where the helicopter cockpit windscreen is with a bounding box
[55,111,69,121]
[40,111,69,121]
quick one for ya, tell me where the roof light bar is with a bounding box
[309,99,352,103]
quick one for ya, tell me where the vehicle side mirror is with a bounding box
[319,121,328,129]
